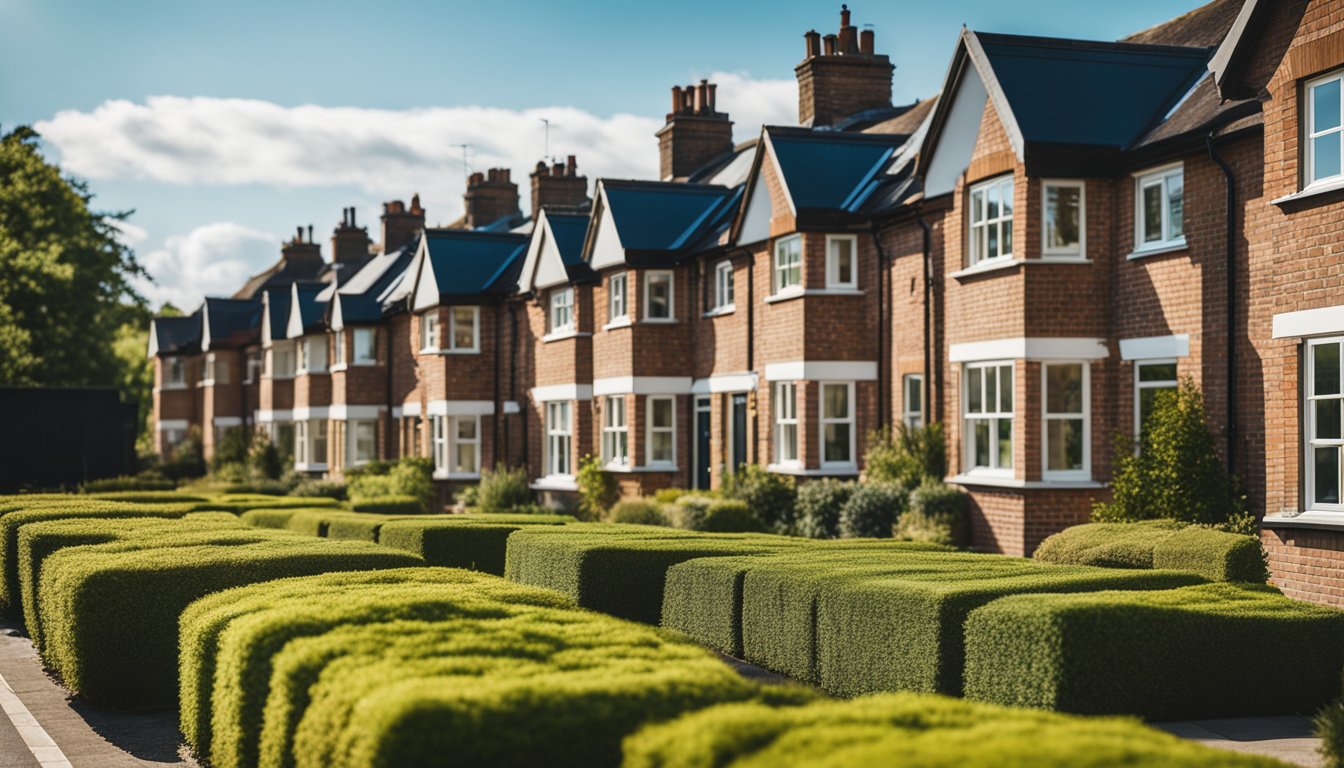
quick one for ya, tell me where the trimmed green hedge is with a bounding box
[86,491,208,503]
[1034,520,1267,582]
[347,495,424,515]
[505,525,794,623]
[239,509,301,530]
[622,692,1288,768]
[378,515,572,575]
[963,583,1344,719]
[39,535,422,708]
[196,495,341,515]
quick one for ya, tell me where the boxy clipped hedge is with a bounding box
[1034,520,1268,582]
[240,509,301,530]
[181,568,572,768]
[38,534,423,708]
[197,495,341,515]
[378,514,572,575]
[963,583,1344,720]
[621,693,1288,768]
[505,525,795,623]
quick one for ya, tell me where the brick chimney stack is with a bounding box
[656,79,734,181]
[281,224,322,264]
[464,168,521,229]
[796,5,894,127]
[530,155,589,215]
[380,195,426,254]
[331,206,371,264]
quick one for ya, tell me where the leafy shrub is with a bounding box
[1317,693,1344,768]
[212,427,252,472]
[654,488,690,504]
[80,473,175,492]
[607,500,670,527]
[623,692,1281,768]
[721,464,796,535]
[963,583,1344,720]
[666,493,714,530]
[160,426,207,481]
[795,479,857,539]
[476,465,533,512]
[288,478,346,500]
[248,435,284,480]
[347,457,433,513]
[1035,521,1267,582]
[839,483,906,538]
[702,500,766,533]
[576,454,617,521]
[863,423,946,491]
[348,495,424,515]
[1093,379,1244,527]
[458,483,480,508]
[378,514,572,575]
[896,480,967,546]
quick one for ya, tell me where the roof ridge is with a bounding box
[973,29,1212,56]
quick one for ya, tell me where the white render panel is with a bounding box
[1119,334,1190,360]
[531,384,594,402]
[763,361,879,381]
[1273,304,1344,339]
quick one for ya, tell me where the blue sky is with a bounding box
[1,0,1200,309]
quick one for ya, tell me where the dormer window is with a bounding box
[550,287,574,332]
[968,176,1014,267]
[420,312,439,352]
[773,235,802,294]
[1307,70,1343,188]
[826,235,857,289]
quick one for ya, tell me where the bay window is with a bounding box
[602,396,628,467]
[296,419,327,467]
[773,235,802,293]
[297,336,326,373]
[1307,70,1343,187]
[546,401,572,476]
[165,357,186,387]
[431,415,447,473]
[964,363,1013,472]
[449,306,479,352]
[775,382,798,465]
[1134,165,1184,251]
[1043,362,1089,480]
[644,271,674,321]
[646,396,675,467]
[968,176,1014,266]
[348,420,376,466]
[1308,338,1344,510]
[1042,181,1084,258]
[820,382,855,467]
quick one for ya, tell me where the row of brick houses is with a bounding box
[149,0,1344,605]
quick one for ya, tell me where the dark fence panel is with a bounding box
[0,388,136,491]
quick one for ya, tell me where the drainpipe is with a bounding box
[1207,132,1237,475]
[385,322,394,459]
[493,299,503,467]
[746,248,758,460]
[870,224,891,429]
[507,300,518,465]
[917,211,934,426]
[514,301,528,467]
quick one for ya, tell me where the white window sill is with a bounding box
[352,359,378,366]
[294,463,328,472]
[330,364,348,373]
[1271,177,1344,206]
[946,473,1105,490]
[160,383,188,391]
[767,463,859,477]
[432,470,481,481]
[949,258,1020,280]
[419,347,440,355]
[1033,255,1091,265]
[531,475,578,492]
[200,379,216,387]
[268,374,295,381]
[600,463,679,474]
[442,348,481,355]
[1262,511,1344,531]
[603,318,632,331]
[1126,240,1187,261]
[295,370,328,376]
[765,287,805,304]
[702,305,736,318]
[817,286,861,295]
[542,329,588,343]
[640,317,678,325]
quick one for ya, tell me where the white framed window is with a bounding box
[162,428,186,452]
[431,415,448,474]
[774,382,798,465]
[353,328,377,364]
[1306,70,1344,187]
[903,374,924,430]
[646,396,676,467]
[1042,362,1089,481]
[204,353,228,385]
[296,419,327,467]
[1307,337,1344,511]
[545,401,572,476]
[297,336,326,373]
[450,416,480,475]
[203,353,215,384]
[1134,360,1178,437]
[333,330,346,367]
[644,271,674,321]
[1134,164,1184,251]
[964,363,1013,473]
[820,382,856,467]
[602,395,628,467]
[165,357,186,387]
[295,420,307,464]
[420,312,440,352]
[825,235,857,289]
[1042,180,1085,258]
[550,287,574,332]
[270,342,296,379]
[773,235,802,294]
[609,272,628,322]
[710,260,735,311]
[968,175,1014,266]
[244,354,261,384]
[448,307,479,352]
[348,420,377,466]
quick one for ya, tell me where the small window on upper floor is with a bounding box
[165,357,186,387]
[1042,181,1085,259]
[826,235,857,289]
[968,176,1014,267]
[773,235,802,294]
[420,312,440,352]
[333,329,346,367]
[353,327,377,364]
[448,307,479,353]
[608,272,628,323]
[709,260,734,312]
[644,271,674,321]
[550,286,574,333]
[1307,70,1344,188]
[1134,164,1184,252]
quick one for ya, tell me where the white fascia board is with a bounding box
[411,239,440,312]
[1119,334,1190,360]
[255,409,293,423]
[200,304,214,351]
[213,416,242,427]
[531,383,594,402]
[292,406,330,421]
[1273,304,1344,339]
[426,400,496,417]
[147,321,160,358]
[286,284,306,339]
[329,404,385,421]
[690,372,760,394]
[592,376,694,396]
[948,337,1108,363]
[763,361,878,382]
[329,295,345,331]
[532,215,573,292]
[763,131,797,217]
[963,30,1025,161]
[518,211,547,293]
[400,401,422,417]
[156,419,189,431]
[736,165,773,245]
[588,185,627,271]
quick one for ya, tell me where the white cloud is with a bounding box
[108,218,148,246]
[705,71,798,138]
[134,222,278,311]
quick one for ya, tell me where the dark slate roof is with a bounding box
[330,235,420,325]
[546,212,597,282]
[262,288,291,342]
[685,186,745,256]
[291,283,328,336]
[602,180,739,262]
[203,297,262,349]
[232,253,327,300]
[150,313,202,357]
[421,229,529,302]
[1132,73,1260,151]
[973,32,1211,150]
[1123,0,1243,48]
[767,127,907,213]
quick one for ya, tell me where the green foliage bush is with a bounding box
[963,583,1344,719]
[839,483,906,538]
[38,533,421,707]
[1094,379,1245,527]
[287,478,346,501]
[575,454,617,521]
[161,427,208,480]
[896,480,968,546]
[863,423,946,491]
[84,490,204,503]
[377,514,572,575]
[795,479,856,539]
[1035,521,1267,582]
[653,487,690,504]
[248,436,284,481]
[666,493,714,530]
[606,500,670,527]
[476,465,533,512]
[1317,693,1344,768]
[81,474,176,492]
[348,495,424,515]
[623,692,1285,768]
[721,464,795,535]
[347,457,433,513]
[212,428,253,473]
[702,500,766,533]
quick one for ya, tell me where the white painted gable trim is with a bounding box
[329,295,345,331]
[763,131,797,217]
[285,284,306,339]
[764,361,878,382]
[592,376,693,396]
[737,165,773,246]
[147,320,160,358]
[949,337,1109,363]
[532,216,572,291]
[531,383,594,402]
[1273,304,1344,339]
[963,30,1026,161]
[411,238,440,312]
[200,304,213,351]
[588,185,627,271]
[923,50,989,199]
[1119,334,1190,360]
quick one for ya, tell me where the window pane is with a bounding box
[652,398,673,428]
[648,274,671,318]
[823,384,849,419]
[986,220,999,259]
[973,419,990,467]
[1167,172,1183,238]
[1314,134,1343,182]
[1000,179,1014,216]
[997,418,1013,468]
[968,369,983,413]
[1138,362,1178,382]
[1314,79,1342,133]
[1316,446,1341,505]
[999,366,1013,412]
[1001,218,1013,257]
[987,184,999,220]
[1047,418,1084,471]
[832,239,854,284]
[1046,364,1083,414]
[1319,399,1343,441]
[1316,343,1341,396]
[453,309,475,348]
[780,424,798,462]
[1045,185,1080,250]
[455,443,477,474]
[1142,184,1163,242]
[970,190,984,224]
[456,418,477,440]
[825,423,851,463]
